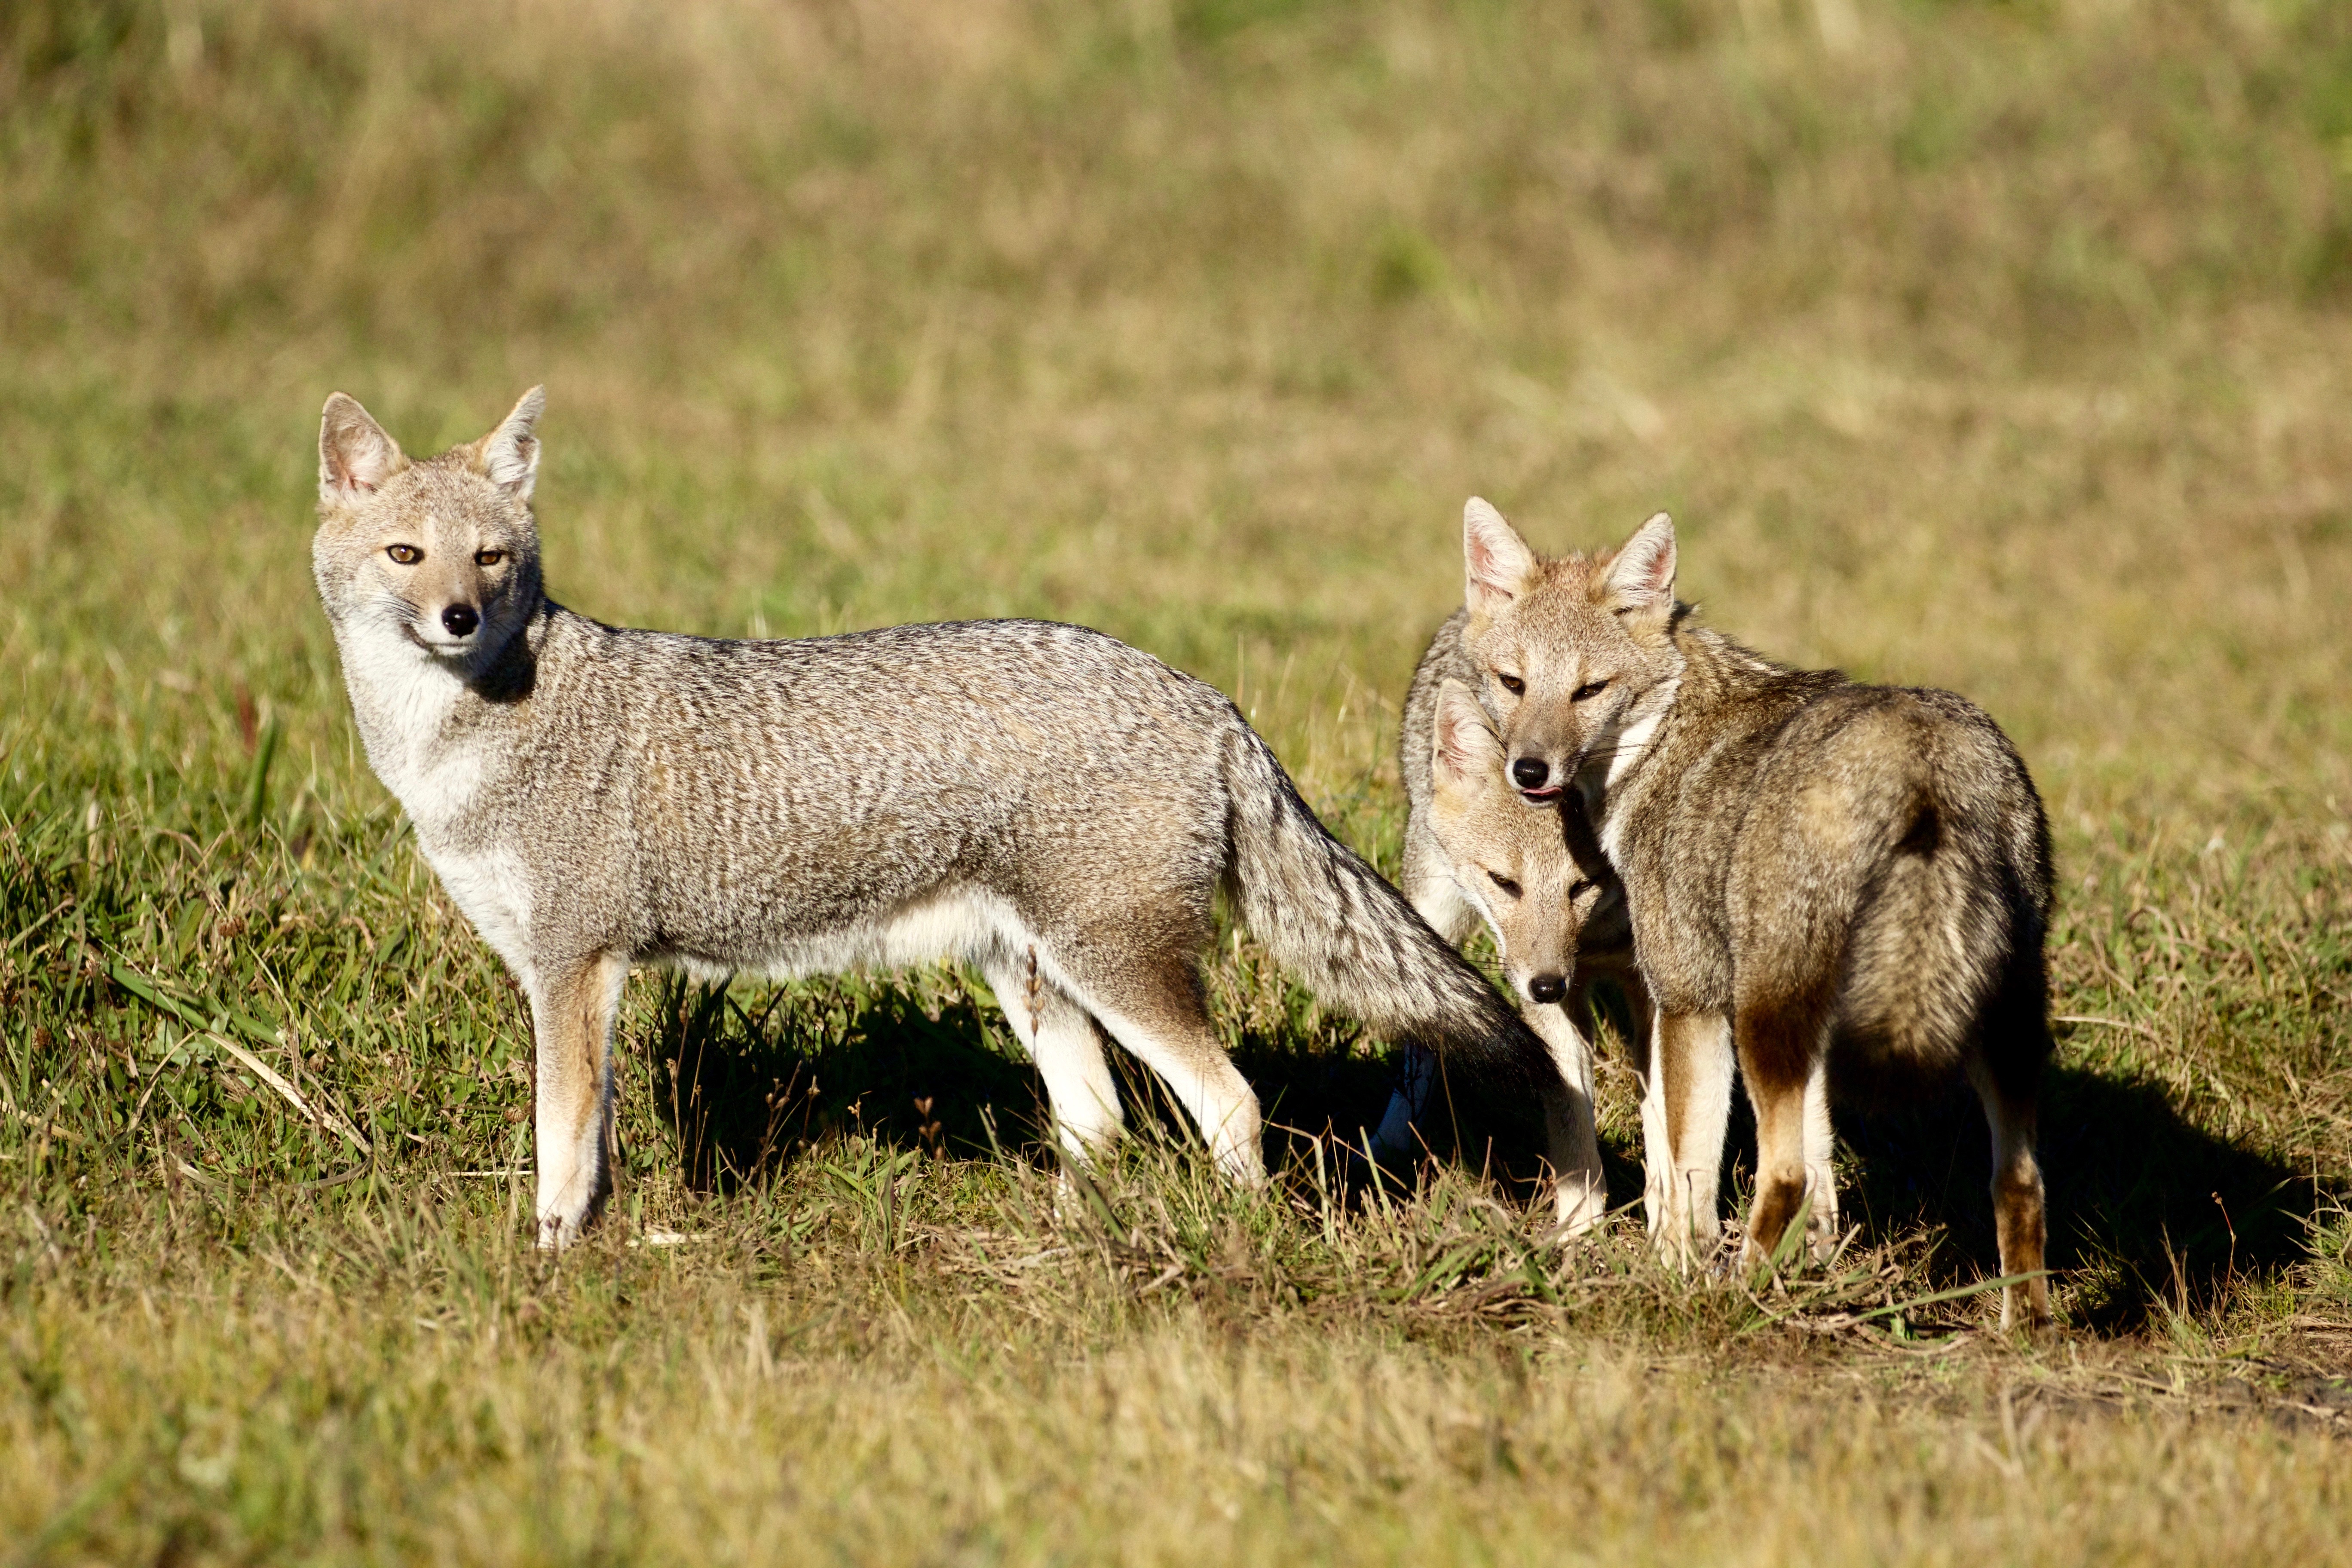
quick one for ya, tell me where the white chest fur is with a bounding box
[424,841,537,977]
[334,622,529,970]
[1592,676,1678,866]
[337,628,494,824]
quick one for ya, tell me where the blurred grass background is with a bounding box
[10,0,2352,805]
[5,0,2352,1560]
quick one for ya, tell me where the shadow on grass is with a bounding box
[643,974,1056,1187]
[641,972,1446,1188]
[1835,1060,2324,1332]
[645,974,2327,1331]
[1227,1019,2331,1334]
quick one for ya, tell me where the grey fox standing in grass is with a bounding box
[1434,498,2056,1329]
[310,388,1550,1247]
[1371,672,1644,1234]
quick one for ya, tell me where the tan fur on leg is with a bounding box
[531,952,627,1249]
[1062,955,1265,1186]
[1739,1070,1810,1272]
[1652,1010,1734,1266]
[1973,1063,2051,1331]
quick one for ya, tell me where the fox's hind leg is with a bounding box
[1736,1075,1809,1276]
[1970,953,2053,1331]
[1054,950,1265,1186]
[1969,1057,2051,1332]
[981,953,1125,1163]
[1803,1054,1841,1260]
[1733,983,1839,1274]
[528,952,629,1249]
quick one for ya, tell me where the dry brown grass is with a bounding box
[5,0,2352,1559]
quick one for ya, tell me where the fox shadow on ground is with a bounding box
[1400,991,2328,1332]
[1828,1058,2325,1333]
[1393,1001,2329,1332]
[646,975,2325,1331]
[641,974,1057,1185]
[640,972,1409,1187]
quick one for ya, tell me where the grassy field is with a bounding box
[6,0,2352,1559]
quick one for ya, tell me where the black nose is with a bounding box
[441,603,479,638]
[1526,973,1567,1005]
[1510,757,1549,790]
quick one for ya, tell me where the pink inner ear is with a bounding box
[1436,702,1488,776]
[329,432,391,492]
[1620,537,1672,603]
[1435,716,1467,773]
[1467,539,1516,600]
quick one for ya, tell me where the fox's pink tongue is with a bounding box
[1519,785,1562,801]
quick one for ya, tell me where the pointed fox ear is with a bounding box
[1463,497,1540,617]
[318,394,407,505]
[1601,512,1676,634]
[472,385,546,499]
[1432,679,1503,790]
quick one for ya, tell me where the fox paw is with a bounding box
[1551,1172,1609,1238]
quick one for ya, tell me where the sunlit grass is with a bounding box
[5,0,2352,1559]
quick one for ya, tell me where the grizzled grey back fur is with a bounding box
[386,607,1529,1065]
[311,386,1544,1246]
[1397,607,1474,863]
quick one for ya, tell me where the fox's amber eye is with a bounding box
[1486,870,1522,897]
[475,548,505,567]
[1495,673,1525,696]
[1571,680,1609,701]
[1568,879,1595,899]
[386,544,422,565]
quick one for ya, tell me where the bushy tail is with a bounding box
[1217,724,1548,1078]
[1837,711,2052,1074]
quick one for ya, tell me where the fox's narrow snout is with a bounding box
[1509,755,1555,795]
[441,603,480,638]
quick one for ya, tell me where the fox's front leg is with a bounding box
[1531,999,1605,1236]
[528,952,628,1248]
[1802,1053,1840,1260]
[1646,1010,1734,1268]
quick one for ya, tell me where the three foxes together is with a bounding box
[313,389,2055,1330]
